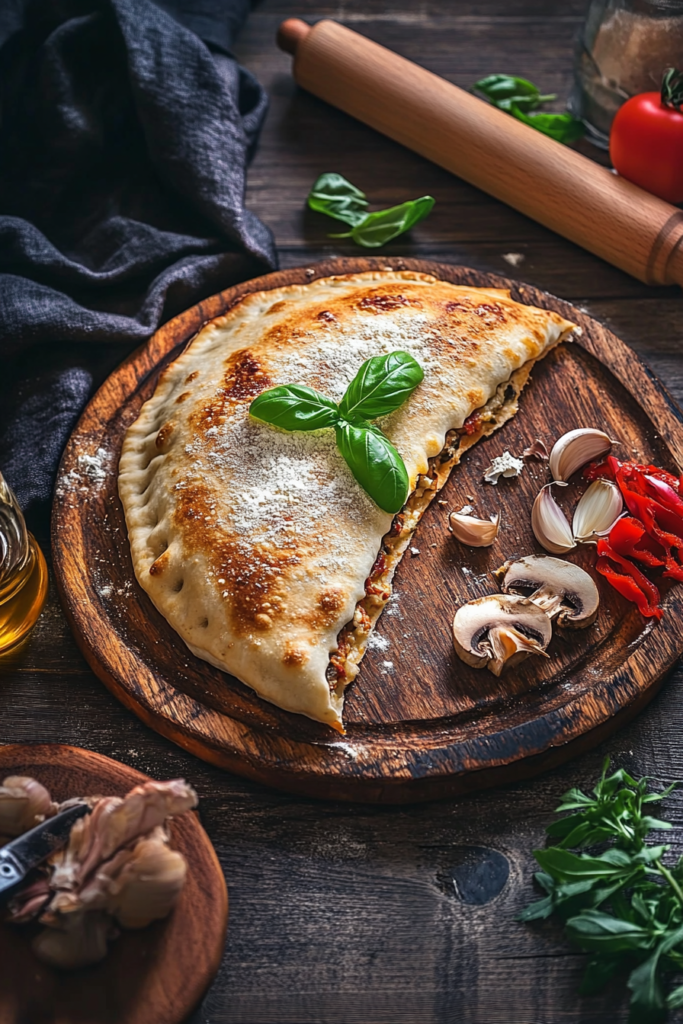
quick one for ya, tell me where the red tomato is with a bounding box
[610,91,683,204]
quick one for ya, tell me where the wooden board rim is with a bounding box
[51,257,683,803]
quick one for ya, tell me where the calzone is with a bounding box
[118,271,576,729]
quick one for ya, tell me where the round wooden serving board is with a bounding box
[0,744,227,1024]
[52,258,683,803]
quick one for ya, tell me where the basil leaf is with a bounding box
[472,73,584,144]
[511,105,585,143]
[472,74,553,113]
[332,196,434,248]
[335,421,408,514]
[249,384,339,432]
[339,351,424,422]
[307,172,369,228]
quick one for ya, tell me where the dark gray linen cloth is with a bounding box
[0,0,277,523]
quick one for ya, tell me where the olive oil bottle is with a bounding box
[0,473,48,653]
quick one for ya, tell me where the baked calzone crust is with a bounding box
[118,271,576,729]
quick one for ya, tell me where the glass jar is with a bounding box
[0,473,48,654]
[570,0,683,147]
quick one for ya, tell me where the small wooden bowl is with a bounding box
[0,745,227,1024]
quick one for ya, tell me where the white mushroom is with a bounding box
[495,554,599,629]
[452,594,552,676]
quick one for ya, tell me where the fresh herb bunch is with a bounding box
[249,351,423,513]
[472,74,585,144]
[520,758,683,1022]
[307,173,434,248]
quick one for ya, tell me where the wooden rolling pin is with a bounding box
[278,18,683,288]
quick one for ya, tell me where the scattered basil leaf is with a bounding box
[472,74,555,113]
[339,351,424,422]
[307,173,435,247]
[332,196,435,248]
[472,73,584,144]
[512,107,586,144]
[307,172,369,227]
[335,420,409,514]
[520,758,683,1023]
[249,384,339,432]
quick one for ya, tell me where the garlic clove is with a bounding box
[0,776,57,838]
[572,479,623,543]
[531,485,576,554]
[549,428,612,482]
[449,510,500,547]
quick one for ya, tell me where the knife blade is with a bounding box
[0,802,90,903]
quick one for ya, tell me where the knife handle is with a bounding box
[278,18,683,289]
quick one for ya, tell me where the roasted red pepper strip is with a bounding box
[596,538,663,619]
[608,516,666,568]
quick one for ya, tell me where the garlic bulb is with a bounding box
[549,429,612,482]
[531,485,576,554]
[572,479,623,543]
[52,779,197,890]
[449,511,500,547]
[0,776,56,838]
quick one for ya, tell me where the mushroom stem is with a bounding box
[488,625,551,676]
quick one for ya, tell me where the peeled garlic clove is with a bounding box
[549,428,612,482]
[449,510,500,547]
[532,485,576,554]
[572,479,623,543]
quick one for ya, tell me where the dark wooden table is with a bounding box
[3,2,683,1022]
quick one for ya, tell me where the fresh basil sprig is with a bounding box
[520,758,683,1023]
[307,173,434,248]
[249,351,423,513]
[472,74,585,144]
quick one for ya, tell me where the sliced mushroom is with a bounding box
[452,593,552,677]
[495,554,599,629]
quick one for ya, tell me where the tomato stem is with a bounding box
[661,67,683,112]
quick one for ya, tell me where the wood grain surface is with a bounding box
[2,1,683,1020]
[0,744,227,1024]
[51,256,683,802]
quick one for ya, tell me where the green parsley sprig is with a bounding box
[307,173,434,248]
[520,758,683,1022]
[249,351,423,513]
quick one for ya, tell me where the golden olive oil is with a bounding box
[0,475,48,654]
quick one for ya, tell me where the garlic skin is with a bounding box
[522,439,549,461]
[532,485,576,554]
[549,428,612,482]
[0,776,57,838]
[449,511,500,547]
[483,451,524,484]
[572,479,623,543]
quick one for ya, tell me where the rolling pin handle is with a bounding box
[277,18,311,55]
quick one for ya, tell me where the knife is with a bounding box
[0,803,91,904]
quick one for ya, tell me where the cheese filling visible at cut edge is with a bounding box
[325,360,535,700]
